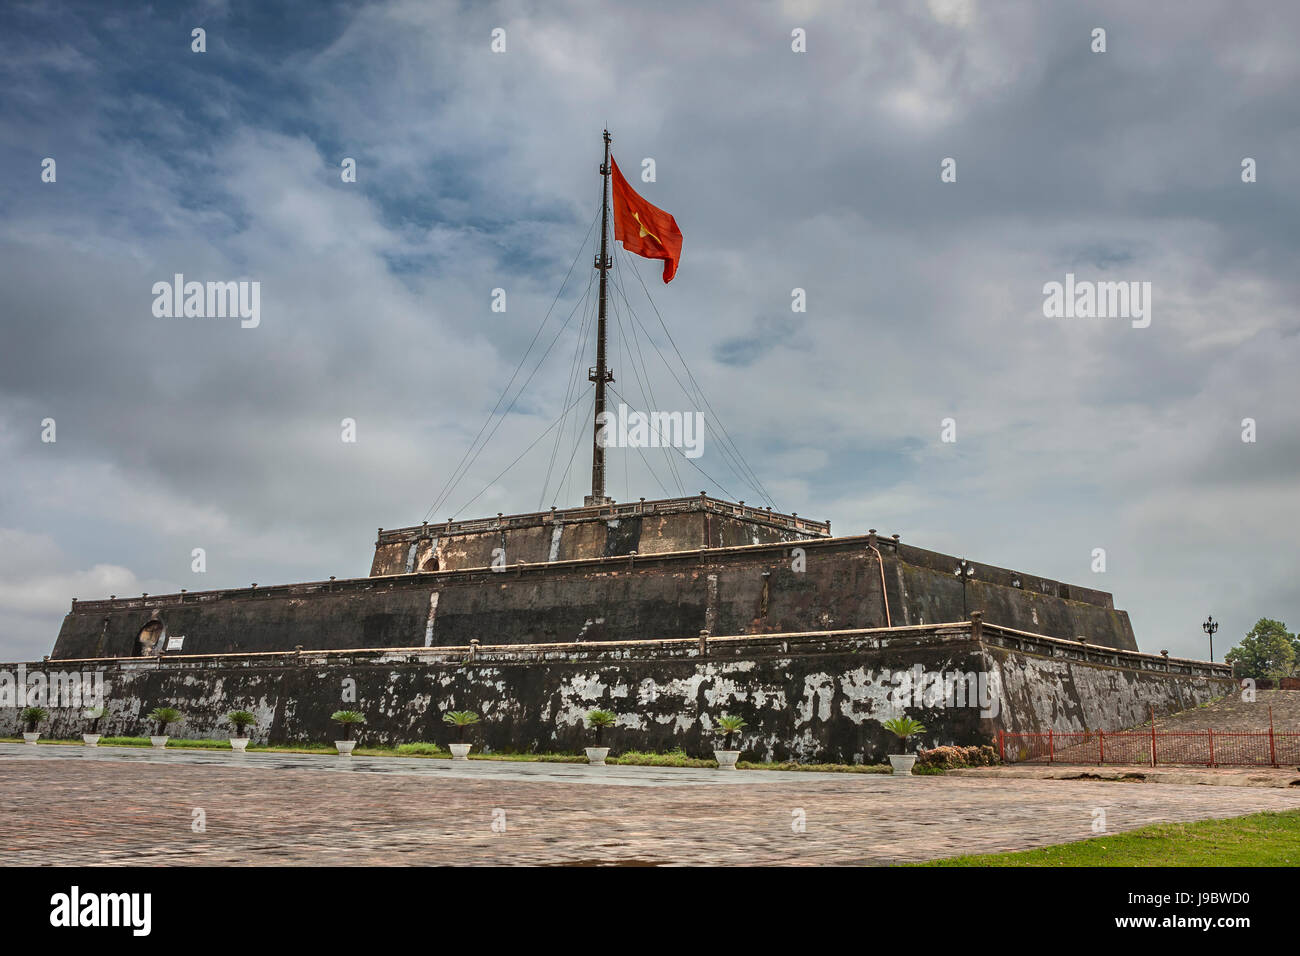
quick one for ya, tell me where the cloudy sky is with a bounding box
[1,0,1297,662]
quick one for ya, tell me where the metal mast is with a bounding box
[586,129,614,506]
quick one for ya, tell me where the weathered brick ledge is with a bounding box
[375,493,832,544]
[66,531,1114,615]
[32,618,1230,680]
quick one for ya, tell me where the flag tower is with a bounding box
[585,129,683,506]
[586,129,615,506]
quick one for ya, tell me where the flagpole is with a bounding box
[587,128,614,506]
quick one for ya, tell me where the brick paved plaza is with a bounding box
[3,744,1298,866]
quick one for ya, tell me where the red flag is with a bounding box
[610,157,683,283]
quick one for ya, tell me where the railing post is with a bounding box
[1150,705,1157,767]
[1269,706,1277,768]
[1207,728,1214,767]
[1098,730,1104,766]
[1048,729,1054,764]
[998,729,1005,763]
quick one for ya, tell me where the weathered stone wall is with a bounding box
[984,639,1231,735]
[51,533,1138,660]
[369,497,825,576]
[10,624,1231,763]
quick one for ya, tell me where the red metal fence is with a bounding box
[998,726,1300,767]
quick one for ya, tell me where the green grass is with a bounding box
[465,752,586,763]
[0,736,85,745]
[103,736,232,749]
[610,748,714,768]
[597,749,894,772]
[739,760,894,774]
[393,742,445,757]
[1,737,590,761]
[0,736,908,773]
[911,809,1300,867]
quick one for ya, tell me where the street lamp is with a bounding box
[954,560,974,616]
[1202,615,1218,662]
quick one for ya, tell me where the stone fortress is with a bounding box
[16,493,1232,762]
[54,494,1138,659]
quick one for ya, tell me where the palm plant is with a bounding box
[585,709,616,745]
[881,716,926,752]
[147,706,182,736]
[442,710,480,743]
[331,710,366,741]
[85,705,106,734]
[21,706,48,733]
[227,710,257,737]
[716,714,746,750]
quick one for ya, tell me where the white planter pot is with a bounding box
[22,732,40,745]
[585,746,610,766]
[334,740,356,755]
[150,736,169,749]
[82,734,101,747]
[230,737,250,752]
[449,743,472,761]
[888,754,917,775]
[714,749,740,770]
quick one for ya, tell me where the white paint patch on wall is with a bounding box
[424,591,439,647]
[614,712,643,732]
[836,666,898,724]
[554,672,613,730]
[796,672,835,724]
[705,574,719,632]
[700,663,787,716]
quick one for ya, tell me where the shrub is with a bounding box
[612,749,713,768]
[395,742,444,756]
[917,745,1000,770]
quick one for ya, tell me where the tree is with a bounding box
[1224,619,1299,680]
